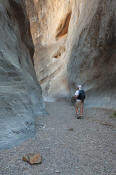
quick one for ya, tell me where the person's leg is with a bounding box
[75,103,79,115]
[80,102,84,116]
[76,101,82,119]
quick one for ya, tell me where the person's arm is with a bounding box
[75,90,79,99]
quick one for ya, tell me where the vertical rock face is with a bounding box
[27,0,116,108]
[67,0,116,108]
[25,0,72,98]
[0,0,45,149]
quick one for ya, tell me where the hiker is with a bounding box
[75,85,85,119]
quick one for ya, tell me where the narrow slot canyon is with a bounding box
[25,0,116,108]
[0,0,116,174]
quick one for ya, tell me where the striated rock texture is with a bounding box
[0,0,45,149]
[25,0,72,98]
[26,0,116,108]
[67,0,116,108]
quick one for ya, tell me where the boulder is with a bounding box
[22,153,42,165]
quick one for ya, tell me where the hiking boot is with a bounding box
[75,113,79,118]
[77,115,81,119]
[78,115,84,119]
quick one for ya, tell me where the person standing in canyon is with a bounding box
[74,85,85,119]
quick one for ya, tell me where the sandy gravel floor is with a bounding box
[0,101,116,175]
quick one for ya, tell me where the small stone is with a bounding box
[68,128,74,131]
[55,170,60,173]
[22,153,42,165]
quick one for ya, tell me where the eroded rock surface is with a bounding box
[0,0,45,149]
[26,0,116,108]
[25,0,72,97]
[67,0,116,109]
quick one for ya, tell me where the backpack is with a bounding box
[77,90,85,102]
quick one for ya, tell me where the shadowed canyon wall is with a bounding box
[67,0,116,108]
[0,0,45,149]
[26,0,116,108]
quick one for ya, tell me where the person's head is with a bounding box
[77,85,82,90]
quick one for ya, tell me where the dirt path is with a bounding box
[0,101,116,175]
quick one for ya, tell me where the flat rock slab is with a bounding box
[22,153,42,165]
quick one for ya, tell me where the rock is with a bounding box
[25,0,72,98]
[22,153,42,165]
[67,0,116,109]
[68,128,74,131]
[0,0,45,149]
[25,0,116,109]
[55,170,60,173]
[1,0,114,150]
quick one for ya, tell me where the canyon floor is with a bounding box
[0,101,116,175]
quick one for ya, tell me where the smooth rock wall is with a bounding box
[25,0,72,98]
[67,0,116,108]
[0,0,45,149]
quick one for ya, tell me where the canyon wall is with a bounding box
[0,0,45,149]
[67,0,116,108]
[0,0,115,148]
[27,0,116,108]
[25,0,73,98]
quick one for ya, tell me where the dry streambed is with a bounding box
[0,101,116,175]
